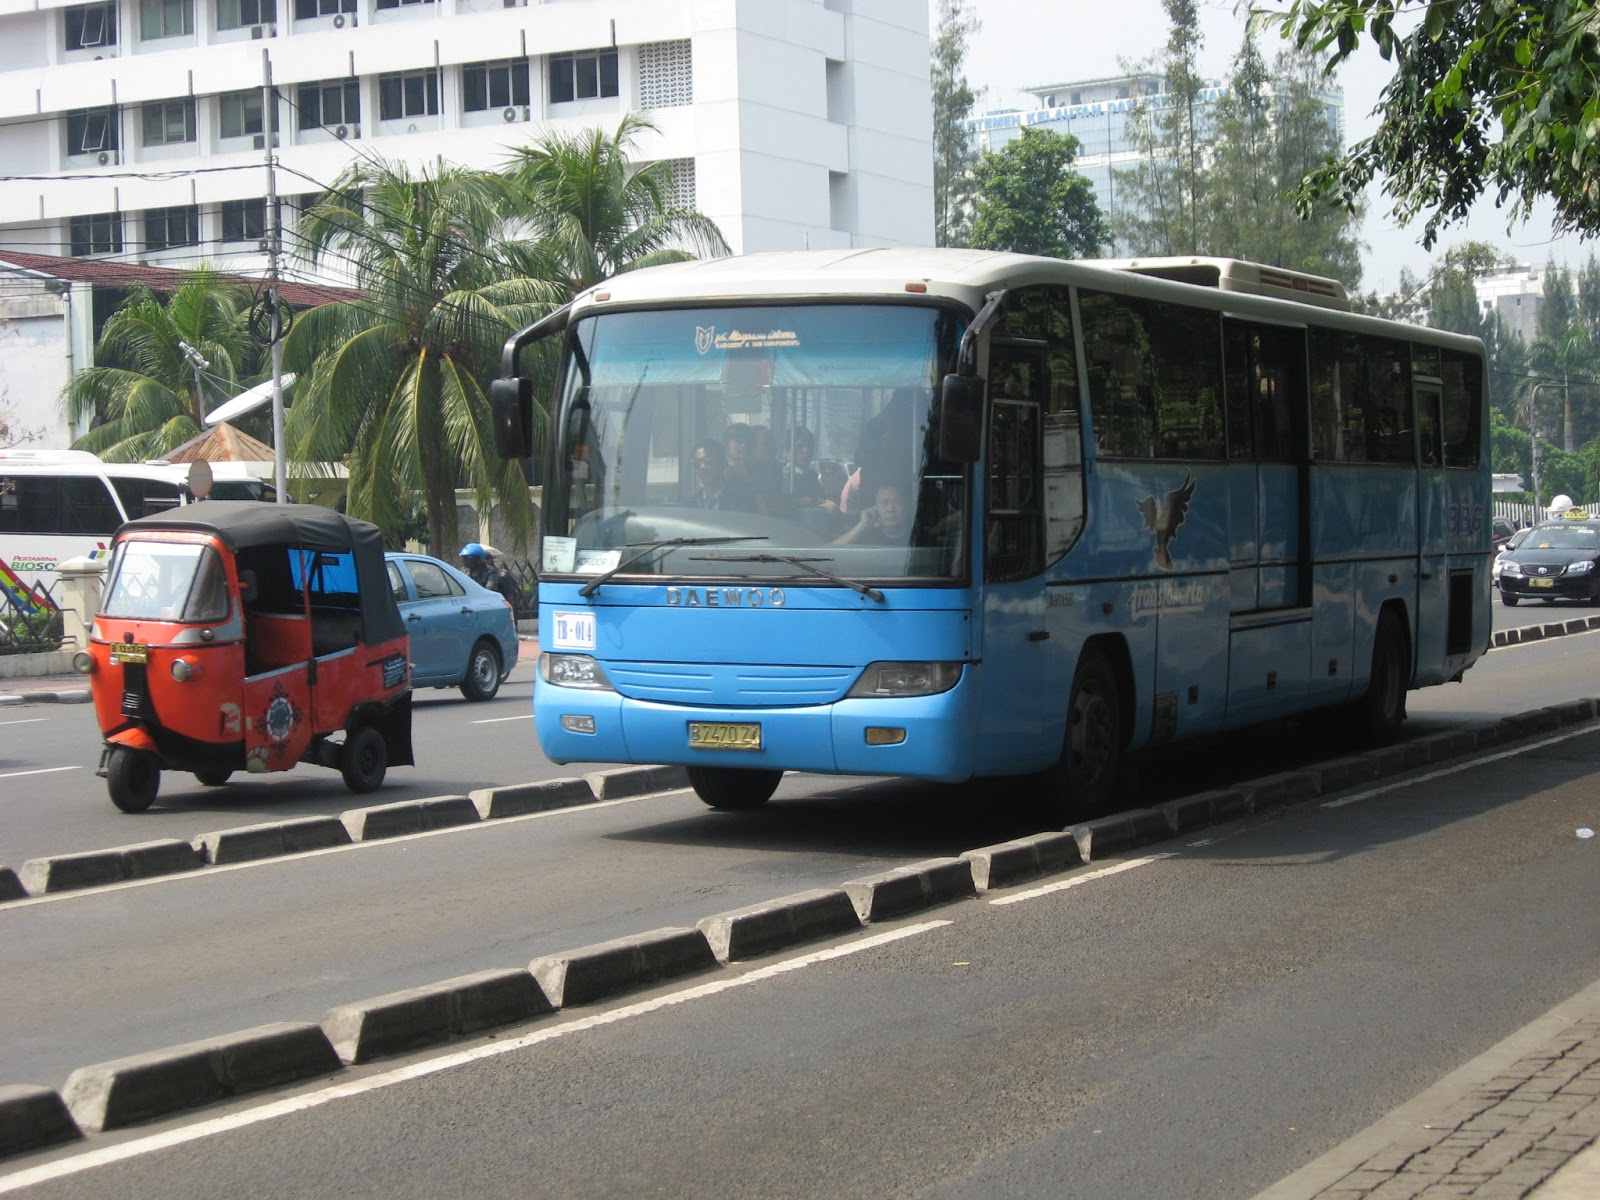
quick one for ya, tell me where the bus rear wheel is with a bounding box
[1053,644,1123,820]
[687,766,783,811]
[1346,610,1409,747]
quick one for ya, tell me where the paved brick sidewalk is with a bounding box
[1256,980,1600,1200]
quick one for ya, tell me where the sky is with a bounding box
[941,0,1594,295]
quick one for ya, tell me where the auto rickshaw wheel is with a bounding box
[194,768,233,787]
[107,747,161,813]
[340,725,387,794]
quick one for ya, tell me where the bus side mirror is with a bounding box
[490,377,534,460]
[937,374,984,463]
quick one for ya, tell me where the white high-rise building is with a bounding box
[0,0,934,285]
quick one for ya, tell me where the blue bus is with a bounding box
[491,250,1491,816]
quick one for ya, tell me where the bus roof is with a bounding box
[0,448,260,481]
[568,248,1478,352]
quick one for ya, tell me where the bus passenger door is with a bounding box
[975,351,1058,773]
[1222,321,1314,725]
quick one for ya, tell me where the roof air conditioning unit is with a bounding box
[332,13,345,27]
[251,23,265,38]
[335,124,349,139]
[97,151,110,165]
[502,106,517,122]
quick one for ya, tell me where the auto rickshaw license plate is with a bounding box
[1531,578,1555,588]
[112,643,148,664]
[688,722,762,751]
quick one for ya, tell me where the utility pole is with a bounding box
[177,339,208,419]
[263,51,287,504]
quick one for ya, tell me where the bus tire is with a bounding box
[108,747,161,813]
[687,766,782,811]
[1056,644,1123,818]
[194,768,233,787]
[460,639,502,702]
[340,725,388,794]
[1348,610,1409,747]
[1500,590,1518,606]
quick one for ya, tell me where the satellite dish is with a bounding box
[187,459,214,499]
[205,374,295,427]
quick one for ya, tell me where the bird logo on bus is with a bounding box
[1136,473,1196,571]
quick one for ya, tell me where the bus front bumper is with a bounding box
[534,679,978,783]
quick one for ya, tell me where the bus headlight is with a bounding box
[540,652,615,691]
[847,661,963,698]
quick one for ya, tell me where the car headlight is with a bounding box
[847,661,963,698]
[540,652,614,691]
[1501,561,1520,576]
[1567,560,1595,576]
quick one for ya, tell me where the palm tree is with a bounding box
[63,268,253,461]
[1526,322,1597,452]
[283,157,564,551]
[497,113,729,295]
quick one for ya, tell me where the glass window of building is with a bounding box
[219,90,278,138]
[549,48,618,104]
[293,0,354,15]
[65,3,118,51]
[217,0,275,28]
[375,0,434,8]
[462,59,529,112]
[297,79,360,130]
[141,99,195,146]
[70,212,123,256]
[139,0,193,39]
[221,198,266,242]
[378,70,439,120]
[67,108,119,155]
[143,205,199,251]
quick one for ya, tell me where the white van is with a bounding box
[0,449,272,607]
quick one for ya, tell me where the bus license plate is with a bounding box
[1530,578,1555,588]
[112,643,148,664]
[688,722,762,751]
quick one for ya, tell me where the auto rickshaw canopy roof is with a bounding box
[114,500,404,646]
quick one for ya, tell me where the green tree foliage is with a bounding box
[284,159,562,552]
[496,113,729,296]
[1271,0,1600,247]
[969,129,1106,258]
[1203,32,1362,283]
[930,0,982,247]
[64,267,252,461]
[1114,1,1206,255]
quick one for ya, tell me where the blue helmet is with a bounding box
[460,542,485,559]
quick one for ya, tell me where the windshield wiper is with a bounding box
[692,553,885,603]
[578,536,768,597]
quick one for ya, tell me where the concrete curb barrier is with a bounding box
[1240,769,1321,813]
[0,689,90,706]
[842,856,977,922]
[961,832,1082,891]
[19,838,202,895]
[0,868,23,902]
[696,889,862,962]
[584,765,689,800]
[340,794,481,841]
[321,969,552,1065]
[1158,787,1249,836]
[0,1085,81,1157]
[193,816,352,865]
[1068,809,1173,862]
[61,1022,341,1133]
[469,778,595,819]
[529,927,720,1007]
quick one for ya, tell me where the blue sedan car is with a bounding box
[384,552,520,701]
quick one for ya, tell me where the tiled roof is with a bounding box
[156,422,278,464]
[0,251,357,309]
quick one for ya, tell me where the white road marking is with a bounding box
[987,853,1176,907]
[1322,725,1599,809]
[472,713,535,724]
[0,718,49,727]
[0,765,80,781]
[0,920,951,1193]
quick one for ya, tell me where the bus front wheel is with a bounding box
[1055,645,1124,819]
[688,766,783,811]
[1347,611,1409,747]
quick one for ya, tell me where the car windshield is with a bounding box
[1525,526,1600,550]
[100,541,229,622]
[542,303,969,583]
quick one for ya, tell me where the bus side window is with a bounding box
[986,380,1044,583]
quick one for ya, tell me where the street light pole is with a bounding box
[1529,381,1560,513]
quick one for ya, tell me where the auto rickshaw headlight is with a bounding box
[72,651,92,675]
[171,657,199,683]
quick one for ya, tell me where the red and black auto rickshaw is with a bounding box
[77,500,413,812]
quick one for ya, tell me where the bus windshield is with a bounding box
[544,303,968,584]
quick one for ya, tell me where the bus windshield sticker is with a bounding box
[575,549,622,574]
[542,536,577,574]
[549,610,597,651]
